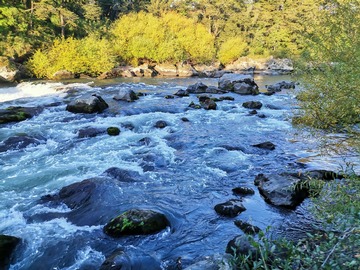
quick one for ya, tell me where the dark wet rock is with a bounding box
[154,120,168,129]
[78,127,106,138]
[66,94,109,114]
[248,109,257,115]
[218,74,259,95]
[0,234,21,270]
[219,96,235,101]
[113,89,139,102]
[201,99,217,110]
[214,199,246,217]
[181,117,190,122]
[0,134,45,152]
[107,127,120,136]
[242,101,263,109]
[165,95,175,99]
[254,173,309,209]
[265,104,282,110]
[198,94,211,103]
[226,235,258,259]
[137,92,146,97]
[138,137,152,145]
[232,187,255,196]
[188,102,202,109]
[263,91,276,96]
[0,106,42,124]
[257,113,266,118]
[121,123,135,130]
[103,167,140,182]
[206,86,223,94]
[234,220,261,235]
[297,170,343,181]
[219,145,246,152]
[42,179,97,210]
[52,70,75,80]
[174,89,189,97]
[187,82,209,94]
[266,81,295,93]
[103,209,169,237]
[252,141,276,150]
[100,247,162,270]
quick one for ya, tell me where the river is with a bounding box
[0,75,357,269]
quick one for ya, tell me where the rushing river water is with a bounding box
[0,76,358,269]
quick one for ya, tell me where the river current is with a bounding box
[0,76,357,269]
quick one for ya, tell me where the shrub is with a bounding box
[217,37,247,65]
[28,35,116,79]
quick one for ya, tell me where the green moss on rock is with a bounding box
[107,127,120,136]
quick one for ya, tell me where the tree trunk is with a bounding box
[60,11,65,38]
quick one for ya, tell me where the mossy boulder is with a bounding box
[104,209,169,237]
[0,234,20,270]
[0,106,41,124]
[107,127,120,136]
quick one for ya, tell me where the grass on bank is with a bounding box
[230,171,360,269]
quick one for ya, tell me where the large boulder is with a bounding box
[254,173,309,208]
[66,94,109,113]
[154,64,178,77]
[0,106,42,124]
[103,209,169,237]
[113,89,139,102]
[218,74,259,95]
[0,235,20,270]
[242,101,262,109]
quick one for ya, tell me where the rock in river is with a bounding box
[218,73,259,95]
[214,199,246,217]
[104,209,169,237]
[66,94,109,114]
[0,234,21,270]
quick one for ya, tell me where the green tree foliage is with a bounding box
[217,37,247,65]
[110,11,215,65]
[295,0,360,148]
[28,35,116,78]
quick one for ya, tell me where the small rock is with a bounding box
[242,101,263,110]
[214,199,246,217]
[249,109,257,115]
[165,95,174,99]
[232,187,255,196]
[188,102,201,109]
[154,120,168,129]
[252,141,275,150]
[181,117,190,122]
[257,113,266,118]
[107,127,120,136]
[219,96,235,101]
[103,209,169,237]
[103,167,140,182]
[78,127,105,138]
[234,220,261,235]
[0,134,45,152]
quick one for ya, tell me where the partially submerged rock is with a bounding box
[0,234,21,270]
[232,187,255,196]
[103,209,169,237]
[266,81,295,93]
[0,134,45,152]
[0,106,41,124]
[66,94,109,114]
[107,127,120,136]
[254,173,308,208]
[214,199,246,217]
[113,89,139,102]
[234,220,261,235]
[154,120,168,129]
[252,141,276,150]
[100,248,162,270]
[77,127,106,138]
[242,101,263,109]
[218,74,259,95]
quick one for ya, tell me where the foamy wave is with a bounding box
[0,81,93,102]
